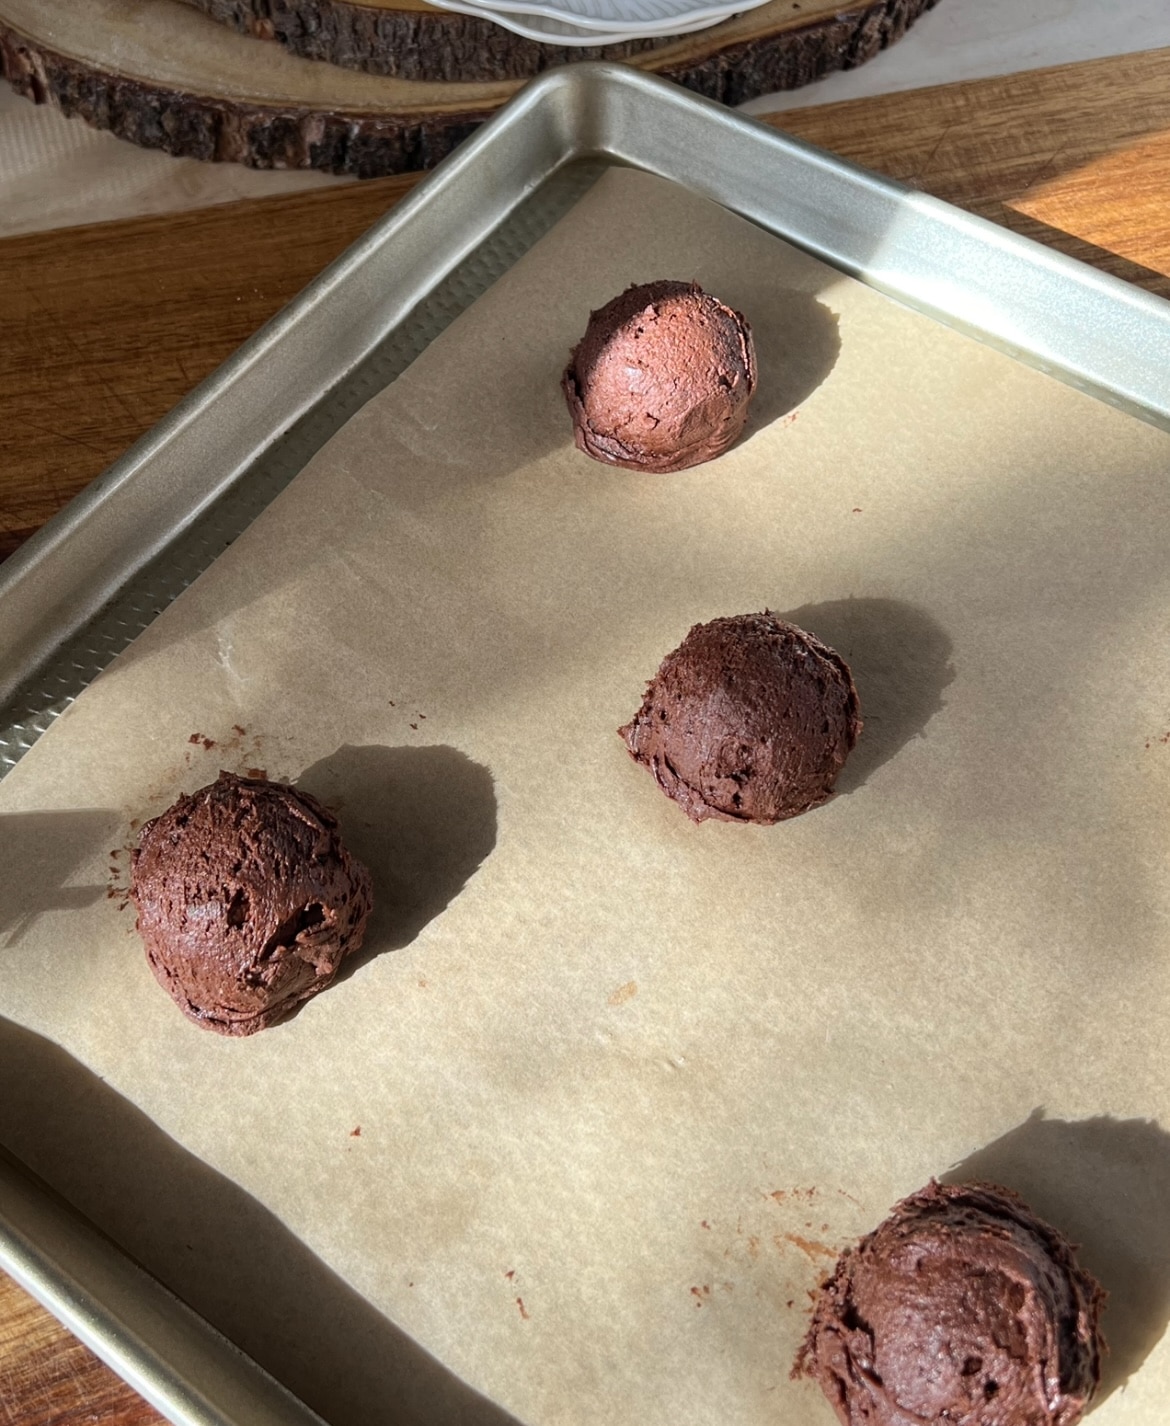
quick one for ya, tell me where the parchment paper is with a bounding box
[3,167,1170,1426]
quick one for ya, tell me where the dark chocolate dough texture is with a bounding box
[795,1180,1105,1426]
[131,771,373,1035]
[562,280,757,473]
[620,611,861,824]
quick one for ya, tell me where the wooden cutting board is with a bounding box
[3,43,1170,1426]
[0,0,935,173]
[0,1272,160,1425]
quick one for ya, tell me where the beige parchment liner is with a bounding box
[3,167,1170,1426]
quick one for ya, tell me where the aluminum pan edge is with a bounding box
[3,63,1169,712]
[0,1150,327,1426]
[0,65,581,709]
[584,66,1170,426]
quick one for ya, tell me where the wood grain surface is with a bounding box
[773,44,1170,295]
[0,1271,161,1424]
[2,44,1170,1425]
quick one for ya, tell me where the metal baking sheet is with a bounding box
[3,63,1169,753]
[3,62,1170,1426]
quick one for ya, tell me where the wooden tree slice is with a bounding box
[0,0,937,175]
[188,0,937,83]
[194,0,711,81]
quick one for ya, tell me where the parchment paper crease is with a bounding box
[3,168,1170,1425]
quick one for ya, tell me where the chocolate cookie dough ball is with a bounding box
[795,1181,1104,1426]
[619,612,861,824]
[562,280,756,472]
[131,771,373,1036]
